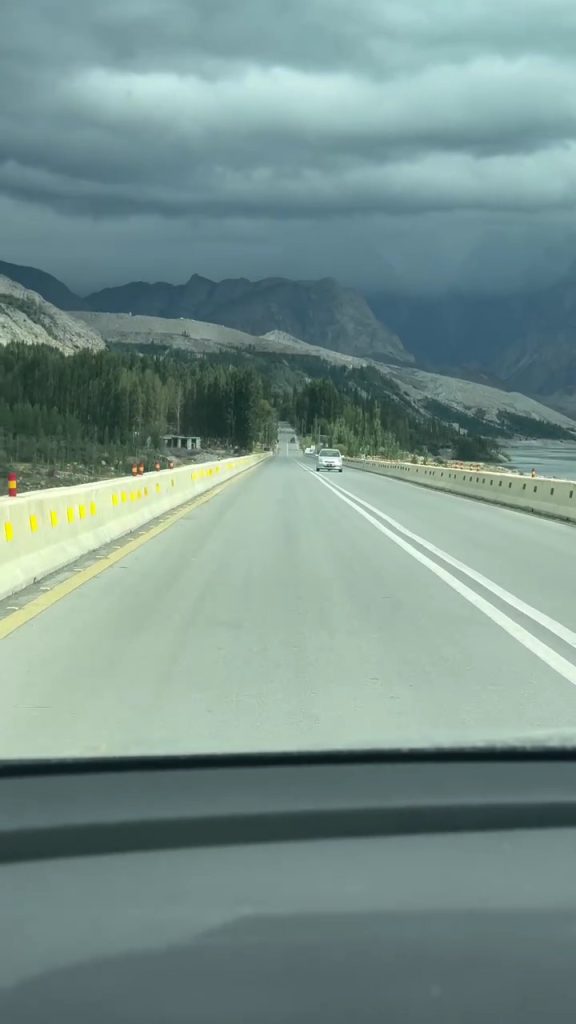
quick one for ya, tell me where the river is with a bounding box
[502,440,576,481]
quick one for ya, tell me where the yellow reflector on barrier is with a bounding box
[4,522,14,542]
[112,493,119,507]
[67,508,74,524]
[156,483,161,494]
[90,502,97,516]
[121,492,127,503]
[144,487,149,497]
[79,505,86,520]
[50,511,58,528]
[29,514,38,533]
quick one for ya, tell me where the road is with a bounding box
[2,429,576,758]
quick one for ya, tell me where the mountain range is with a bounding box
[369,280,576,414]
[0,261,408,365]
[1,268,574,437]
[3,257,576,415]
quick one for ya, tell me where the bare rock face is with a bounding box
[0,261,411,363]
[370,278,576,415]
[0,259,81,310]
[73,311,367,364]
[85,274,412,364]
[0,276,105,354]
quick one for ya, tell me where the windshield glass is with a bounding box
[2,1,576,761]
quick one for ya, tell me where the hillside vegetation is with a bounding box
[75,308,576,435]
[0,344,499,491]
[3,262,574,432]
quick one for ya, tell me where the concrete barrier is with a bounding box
[343,457,576,524]
[0,454,268,601]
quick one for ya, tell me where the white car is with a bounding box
[316,448,343,472]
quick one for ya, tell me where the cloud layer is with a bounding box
[2,0,576,291]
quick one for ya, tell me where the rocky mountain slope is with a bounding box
[368,290,531,373]
[385,365,576,432]
[1,260,410,364]
[0,276,104,354]
[84,274,410,364]
[73,311,364,366]
[0,260,82,311]
[74,309,576,434]
[370,276,576,414]
[490,277,576,409]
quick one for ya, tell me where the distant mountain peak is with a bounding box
[184,272,213,285]
[84,273,412,363]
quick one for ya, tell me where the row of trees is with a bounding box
[0,345,277,464]
[0,342,499,473]
[282,371,458,458]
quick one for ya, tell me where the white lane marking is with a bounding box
[299,462,576,654]
[300,464,576,689]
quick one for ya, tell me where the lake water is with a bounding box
[503,440,576,481]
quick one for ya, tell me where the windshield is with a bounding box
[2,1,576,761]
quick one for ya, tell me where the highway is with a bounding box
[2,427,576,759]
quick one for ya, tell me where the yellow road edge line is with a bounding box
[0,464,262,641]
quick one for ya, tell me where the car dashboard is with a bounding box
[2,751,576,1022]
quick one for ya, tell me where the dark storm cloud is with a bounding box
[2,0,576,290]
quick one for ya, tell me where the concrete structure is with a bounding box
[0,453,267,601]
[343,457,576,524]
[162,434,201,451]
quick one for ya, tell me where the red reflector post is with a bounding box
[7,471,17,498]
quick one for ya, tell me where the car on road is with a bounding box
[316,448,343,472]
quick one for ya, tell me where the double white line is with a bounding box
[301,463,576,689]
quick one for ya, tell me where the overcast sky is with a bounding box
[2,0,576,295]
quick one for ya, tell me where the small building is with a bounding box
[162,434,201,452]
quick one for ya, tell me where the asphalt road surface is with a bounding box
[2,431,576,759]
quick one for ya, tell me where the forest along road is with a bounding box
[2,442,576,759]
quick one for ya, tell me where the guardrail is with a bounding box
[0,454,268,601]
[343,457,576,524]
